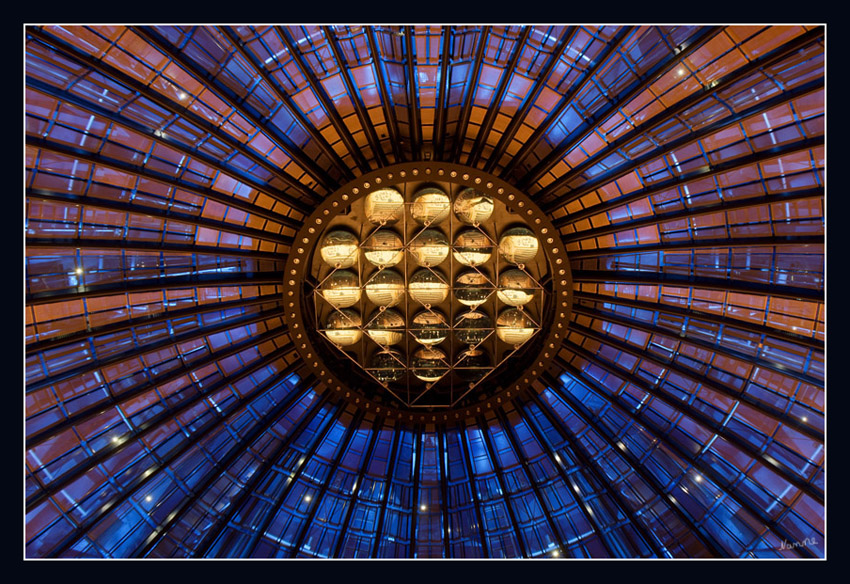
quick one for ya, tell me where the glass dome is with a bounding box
[24,24,825,560]
[410,187,451,225]
[364,269,405,308]
[408,268,450,306]
[408,229,450,267]
[454,187,495,224]
[320,269,361,308]
[363,229,404,267]
[324,308,363,346]
[319,229,359,269]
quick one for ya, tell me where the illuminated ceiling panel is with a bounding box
[24,24,825,559]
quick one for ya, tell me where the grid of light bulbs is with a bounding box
[310,184,546,406]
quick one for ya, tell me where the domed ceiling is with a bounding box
[24,24,825,559]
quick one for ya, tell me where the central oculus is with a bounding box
[283,163,572,415]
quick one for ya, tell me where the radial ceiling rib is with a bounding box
[516,26,721,190]
[540,30,825,202]
[26,136,304,230]
[365,27,404,163]
[483,26,576,174]
[499,26,635,179]
[322,26,389,168]
[571,270,822,302]
[134,25,345,192]
[449,26,490,164]
[46,365,312,558]
[26,28,324,209]
[465,27,530,169]
[567,236,825,257]
[403,27,422,162]
[26,188,295,247]
[26,270,284,306]
[557,187,824,237]
[561,328,823,503]
[548,362,815,559]
[432,27,452,162]
[539,370,728,557]
[572,290,823,351]
[276,26,372,174]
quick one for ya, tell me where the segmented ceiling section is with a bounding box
[25,25,825,559]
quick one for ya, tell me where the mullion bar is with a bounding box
[571,303,823,390]
[543,29,825,200]
[190,389,331,558]
[27,291,279,356]
[552,358,816,558]
[457,421,490,557]
[132,375,323,557]
[26,325,287,449]
[330,416,384,558]
[27,305,284,394]
[365,27,404,163]
[368,421,402,558]
[492,409,570,558]
[483,27,576,174]
[561,329,824,503]
[403,26,422,162]
[26,270,284,306]
[571,270,823,302]
[27,345,299,513]
[26,135,302,231]
[432,27,452,162]
[466,27,530,168]
[450,27,490,164]
[238,404,346,558]
[559,188,824,243]
[572,291,823,351]
[475,415,529,558]
[26,187,294,247]
[26,237,284,263]
[409,424,422,557]
[322,26,388,168]
[276,26,371,174]
[436,425,451,558]
[539,371,728,557]
[26,27,326,205]
[544,133,824,214]
[288,409,366,557]
[136,25,344,191]
[518,27,721,190]
[500,26,634,179]
[567,236,824,258]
